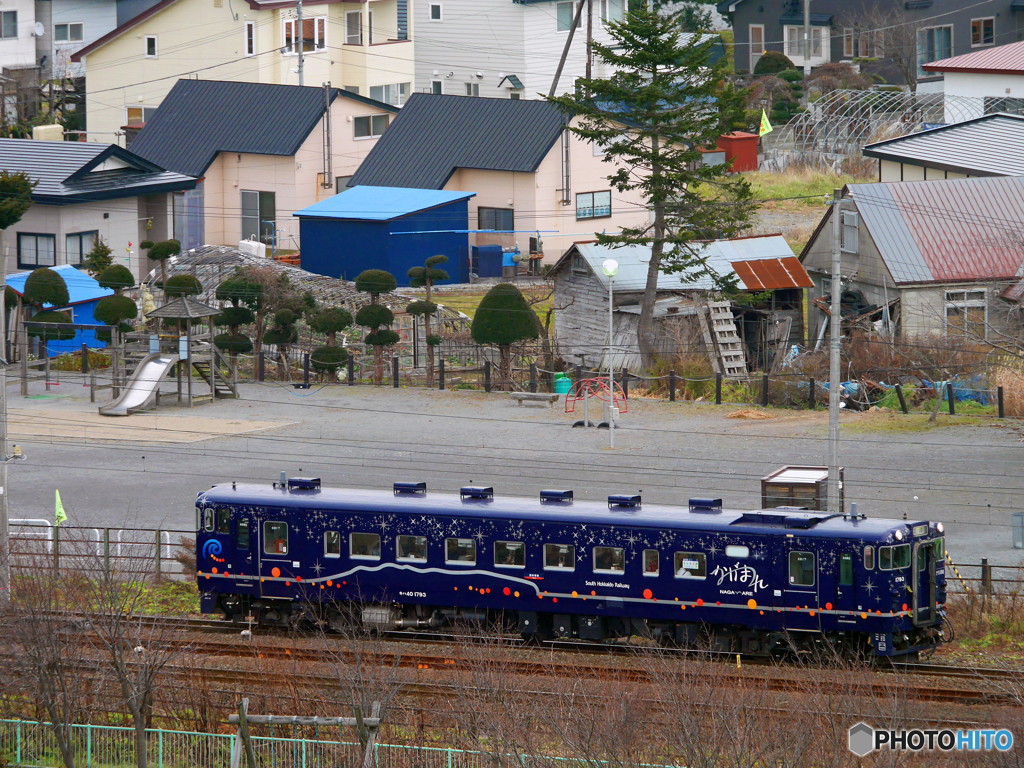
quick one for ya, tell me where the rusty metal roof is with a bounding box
[850,177,1024,285]
[731,257,813,290]
[1003,277,1024,302]
[924,40,1024,74]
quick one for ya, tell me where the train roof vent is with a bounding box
[460,486,494,501]
[394,481,427,496]
[287,477,321,490]
[540,489,573,504]
[608,494,641,509]
[689,498,722,513]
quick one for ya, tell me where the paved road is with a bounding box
[8,379,1024,571]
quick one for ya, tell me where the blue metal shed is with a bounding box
[7,265,114,357]
[294,186,476,285]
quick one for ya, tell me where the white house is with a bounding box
[35,0,119,80]
[413,0,724,99]
[922,39,1024,123]
[0,137,196,281]
[1,0,40,122]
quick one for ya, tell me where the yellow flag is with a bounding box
[55,489,67,526]
[759,109,773,137]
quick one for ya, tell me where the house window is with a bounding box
[369,83,408,106]
[398,0,408,40]
[478,207,513,231]
[945,289,987,339]
[343,85,359,94]
[1,11,17,40]
[345,11,362,45]
[145,35,158,57]
[429,3,442,21]
[66,231,97,266]
[125,106,158,125]
[465,82,479,97]
[917,26,952,76]
[17,234,56,269]
[510,92,521,100]
[284,17,325,54]
[749,24,764,71]
[354,113,389,138]
[240,190,275,244]
[786,26,822,58]
[985,96,1024,116]
[972,17,994,47]
[368,10,374,44]
[843,28,881,58]
[245,21,255,56]
[54,23,84,43]
[601,0,624,24]
[840,210,858,253]
[335,175,352,190]
[576,191,611,220]
[431,80,442,95]
[571,252,589,277]
[557,2,580,32]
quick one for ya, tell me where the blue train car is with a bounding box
[195,479,947,658]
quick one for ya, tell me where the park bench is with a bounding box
[509,392,560,407]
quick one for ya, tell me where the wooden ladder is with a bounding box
[703,301,747,379]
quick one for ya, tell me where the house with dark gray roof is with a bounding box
[349,93,651,262]
[0,137,196,281]
[863,114,1024,183]
[127,79,398,253]
[799,177,1024,343]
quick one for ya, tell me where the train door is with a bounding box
[260,509,294,584]
[911,541,936,625]
[232,508,257,594]
[783,539,819,613]
[833,548,857,621]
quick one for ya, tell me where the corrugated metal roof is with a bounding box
[6,264,113,307]
[349,93,569,189]
[850,176,1024,285]
[731,257,813,290]
[862,113,1024,177]
[293,186,475,221]
[0,139,195,204]
[130,80,396,178]
[923,39,1024,74]
[558,234,798,292]
[1003,276,1024,302]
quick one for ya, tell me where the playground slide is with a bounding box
[98,353,177,417]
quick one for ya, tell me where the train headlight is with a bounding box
[936,522,944,534]
[894,529,904,541]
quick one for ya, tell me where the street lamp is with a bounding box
[602,259,619,448]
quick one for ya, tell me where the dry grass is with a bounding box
[725,408,775,420]
[994,362,1024,418]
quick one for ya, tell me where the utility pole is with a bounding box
[548,0,586,98]
[803,0,811,78]
[827,187,842,516]
[297,0,305,87]
[585,0,593,88]
[0,244,8,596]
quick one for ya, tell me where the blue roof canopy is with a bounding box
[6,264,113,307]
[294,186,476,221]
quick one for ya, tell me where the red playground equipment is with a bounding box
[565,378,628,429]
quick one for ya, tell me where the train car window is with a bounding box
[544,544,575,571]
[494,541,525,568]
[879,546,892,570]
[203,509,214,532]
[725,545,749,558]
[643,549,659,576]
[237,519,250,551]
[397,535,428,562]
[324,531,342,558]
[674,552,706,579]
[788,551,815,586]
[839,553,853,586]
[264,521,288,555]
[351,532,381,560]
[446,538,476,565]
[933,538,944,560]
[892,544,910,569]
[863,546,874,570]
[196,508,201,530]
[216,508,231,534]
[593,546,625,574]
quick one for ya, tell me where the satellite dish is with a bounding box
[34,22,45,37]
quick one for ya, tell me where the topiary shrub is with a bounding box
[264,308,299,380]
[26,309,76,342]
[471,283,540,390]
[754,51,796,75]
[778,69,803,83]
[308,307,352,382]
[354,269,398,384]
[213,333,253,355]
[146,239,182,301]
[426,334,442,347]
[311,344,348,376]
[94,294,139,345]
[97,265,135,294]
[23,268,69,308]
[164,274,203,298]
[354,269,397,297]
[408,255,449,386]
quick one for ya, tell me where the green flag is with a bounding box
[759,109,773,137]
[55,489,67,526]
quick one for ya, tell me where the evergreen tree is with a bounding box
[309,307,353,382]
[81,237,114,276]
[548,3,756,369]
[147,239,182,301]
[470,283,539,389]
[23,268,75,347]
[354,270,398,385]
[407,254,449,387]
